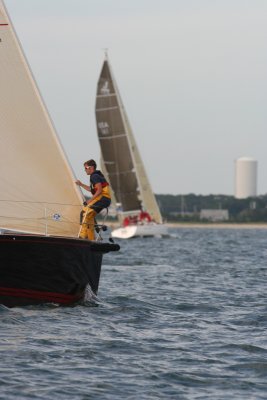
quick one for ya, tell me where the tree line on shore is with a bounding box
[155,194,267,223]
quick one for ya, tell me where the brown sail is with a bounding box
[95,60,141,212]
[95,57,163,224]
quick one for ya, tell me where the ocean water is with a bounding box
[0,227,267,400]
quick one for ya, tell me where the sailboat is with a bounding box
[0,1,119,307]
[95,55,168,239]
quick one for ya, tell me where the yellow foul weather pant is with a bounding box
[79,205,97,241]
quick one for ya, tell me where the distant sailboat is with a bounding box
[0,1,119,307]
[95,55,168,239]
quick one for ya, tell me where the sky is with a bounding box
[4,0,267,195]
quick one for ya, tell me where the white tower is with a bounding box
[235,157,257,199]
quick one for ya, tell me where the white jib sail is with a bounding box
[0,1,83,237]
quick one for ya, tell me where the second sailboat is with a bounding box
[95,56,168,239]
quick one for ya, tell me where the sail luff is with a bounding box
[107,60,163,224]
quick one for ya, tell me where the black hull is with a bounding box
[0,234,119,307]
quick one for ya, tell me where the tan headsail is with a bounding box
[122,107,163,224]
[95,56,162,224]
[0,0,83,237]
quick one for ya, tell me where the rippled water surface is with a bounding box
[1,228,267,399]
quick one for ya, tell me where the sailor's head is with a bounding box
[84,159,96,175]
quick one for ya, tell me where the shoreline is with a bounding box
[165,222,267,229]
[105,221,267,230]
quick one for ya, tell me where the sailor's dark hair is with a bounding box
[84,159,97,169]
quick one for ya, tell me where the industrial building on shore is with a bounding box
[235,157,257,199]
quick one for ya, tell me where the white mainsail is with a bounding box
[0,1,83,237]
[95,56,162,224]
